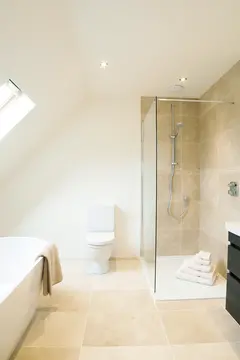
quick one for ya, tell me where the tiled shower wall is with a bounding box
[157,102,200,256]
[199,60,240,275]
[141,60,240,268]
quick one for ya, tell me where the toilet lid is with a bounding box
[87,232,115,246]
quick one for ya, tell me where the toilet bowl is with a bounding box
[87,232,115,274]
[86,205,115,275]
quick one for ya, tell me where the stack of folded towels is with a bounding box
[176,251,217,286]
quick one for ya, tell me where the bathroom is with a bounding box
[1,1,240,360]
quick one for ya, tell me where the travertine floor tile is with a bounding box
[229,342,240,358]
[38,289,91,312]
[207,307,240,342]
[57,275,93,291]
[14,347,80,360]
[90,290,155,313]
[83,311,168,346]
[156,298,225,311]
[161,309,225,344]
[172,343,239,360]
[91,271,148,291]
[23,311,86,347]
[80,346,173,360]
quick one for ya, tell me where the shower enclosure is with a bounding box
[141,96,232,300]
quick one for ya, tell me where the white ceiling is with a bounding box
[1,0,240,100]
[75,0,240,98]
[0,0,240,180]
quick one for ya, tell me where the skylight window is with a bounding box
[0,79,35,141]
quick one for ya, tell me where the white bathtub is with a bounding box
[0,237,46,360]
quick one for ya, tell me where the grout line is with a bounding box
[80,288,93,353]
[158,310,171,347]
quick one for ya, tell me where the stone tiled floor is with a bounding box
[13,259,240,359]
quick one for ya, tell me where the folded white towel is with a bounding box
[176,269,216,286]
[180,262,216,280]
[198,250,211,261]
[188,260,212,273]
[194,256,211,266]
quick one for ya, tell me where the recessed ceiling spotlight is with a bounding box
[100,61,108,69]
[179,77,187,82]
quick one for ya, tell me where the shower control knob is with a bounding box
[228,182,238,197]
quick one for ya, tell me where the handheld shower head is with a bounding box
[173,122,183,137]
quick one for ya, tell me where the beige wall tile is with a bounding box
[182,171,200,201]
[157,101,172,116]
[182,201,199,230]
[113,259,142,271]
[182,117,199,142]
[175,102,199,118]
[199,106,218,142]
[217,127,240,170]
[182,143,199,170]
[158,172,182,201]
[200,140,218,169]
[198,61,240,267]
[217,102,240,132]
[157,231,181,256]
[200,170,219,205]
[157,142,171,172]
[158,201,182,230]
[181,229,199,255]
[157,115,171,141]
[156,101,199,256]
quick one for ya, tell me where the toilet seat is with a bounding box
[87,232,115,246]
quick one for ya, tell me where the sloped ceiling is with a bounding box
[76,0,240,98]
[1,0,240,100]
[0,0,239,179]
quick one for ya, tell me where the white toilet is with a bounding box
[87,205,115,274]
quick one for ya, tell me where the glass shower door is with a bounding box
[141,97,157,291]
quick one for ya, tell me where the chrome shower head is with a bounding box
[173,122,183,137]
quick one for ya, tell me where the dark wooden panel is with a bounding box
[228,245,240,279]
[229,232,240,249]
[226,273,240,326]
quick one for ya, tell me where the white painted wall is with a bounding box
[0,97,141,259]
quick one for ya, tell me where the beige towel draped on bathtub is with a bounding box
[37,243,63,296]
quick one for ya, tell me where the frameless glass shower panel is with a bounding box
[157,101,200,258]
[141,97,157,291]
